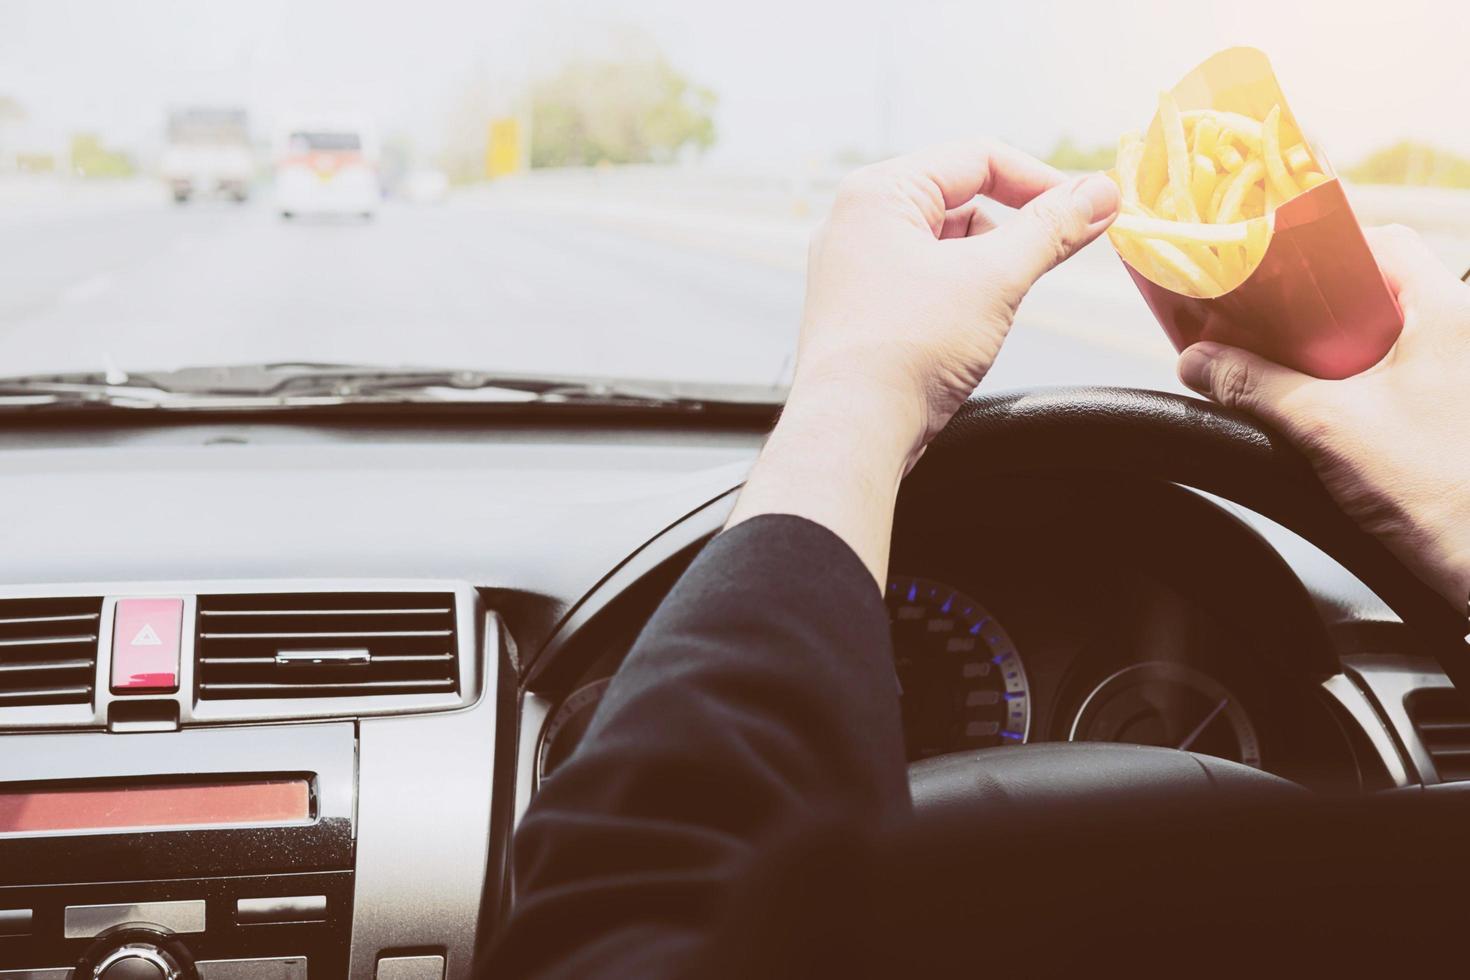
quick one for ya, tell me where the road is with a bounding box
[2,177,1466,397]
[0,192,809,387]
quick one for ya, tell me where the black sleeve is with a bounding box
[487,514,911,978]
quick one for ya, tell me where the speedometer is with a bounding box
[538,677,612,781]
[1068,662,1262,768]
[885,577,1030,760]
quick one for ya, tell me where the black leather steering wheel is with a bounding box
[902,386,1467,810]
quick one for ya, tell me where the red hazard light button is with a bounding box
[111,598,184,693]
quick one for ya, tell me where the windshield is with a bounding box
[2,1,1468,395]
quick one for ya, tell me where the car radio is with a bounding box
[0,583,509,980]
[0,724,356,978]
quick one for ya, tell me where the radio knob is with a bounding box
[92,943,184,980]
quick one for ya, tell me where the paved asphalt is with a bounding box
[2,184,1464,397]
[0,195,807,387]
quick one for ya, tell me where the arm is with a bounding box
[491,141,1118,977]
[1176,225,1470,611]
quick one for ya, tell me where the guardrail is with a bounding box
[6,166,1470,237]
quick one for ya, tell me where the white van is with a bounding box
[274,118,380,219]
[162,106,254,203]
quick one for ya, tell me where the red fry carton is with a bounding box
[1115,47,1403,380]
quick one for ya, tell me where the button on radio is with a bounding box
[73,926,196,980]
[92,943,183,980]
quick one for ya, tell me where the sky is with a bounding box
[2,0,1467,169]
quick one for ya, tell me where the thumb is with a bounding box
[975,173,1119,302]
[1177,342,1316,427]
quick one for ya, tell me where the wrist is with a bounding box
[1444,547,1470,616]
[784,362,929,472]
[1423,503,1470,612]
[725,367,924,589]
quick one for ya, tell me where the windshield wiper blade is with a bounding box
[0,378,175,408]
[0,363,785,413]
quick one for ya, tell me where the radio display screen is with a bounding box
[0,777,312,833]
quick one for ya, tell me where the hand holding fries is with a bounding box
[1178,225,1470,606]
[1105,47,1403,380]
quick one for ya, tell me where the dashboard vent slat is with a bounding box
[1407,689,1470,783]
[196,592,458,701]
[0,597,100,708]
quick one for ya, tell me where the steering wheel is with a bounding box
[901,386,1468,812]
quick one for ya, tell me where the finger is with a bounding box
[1365,224,1461,311]
[938,201,998,240]
[874,139,1069,214]
[1176,342,1319,430]
[971,173,1120,297]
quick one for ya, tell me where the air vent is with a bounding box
[1407,688,1470,782]
[0,596,101,708]
[196,592,458,700]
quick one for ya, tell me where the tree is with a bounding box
[529,53,715,168]
[1044,137,1114,172]
[1345,141,1470,189]
[69,133,135,178]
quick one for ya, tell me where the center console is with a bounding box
[0,582,511,980]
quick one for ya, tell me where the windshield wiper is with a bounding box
[0,363,786,414]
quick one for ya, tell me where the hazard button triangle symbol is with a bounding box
[131,622,162,647]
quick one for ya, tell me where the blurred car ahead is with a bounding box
[160,106,254,203]
[274,119,380,219]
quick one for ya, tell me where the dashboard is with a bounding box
[534,474,1369,793]
[0,408,1458,978]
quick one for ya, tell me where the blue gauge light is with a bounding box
[885,576,1031,760]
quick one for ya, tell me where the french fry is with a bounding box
[1241,185,1265,219]
[1116,132,1145,207]
[1191,117,1220,161]
[1298,170,1330,189]
[1187,243,1227,285]
[1262,105,1301,203]
[1190,153,1217,217]
[1138,239,1224,296]
[1154,186,1178,220]
[1110,212,1254,247]
[1284,142,1314,173]
[1138,139,1169,208]
[1215,158,1265,223]
[1180,109,1264,150]
[1110,232,1181,295]
[1206,175,1230,222]
[1158,91,1201,222]
[1217,243,1246,285]
[1214,143,1245,172]
[1244,215,1271,270]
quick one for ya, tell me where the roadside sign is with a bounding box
[487,117,522,178]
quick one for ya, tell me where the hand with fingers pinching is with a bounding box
[794,141,1122,466]
[730,140,1121,586]
[1178,224,1470,609]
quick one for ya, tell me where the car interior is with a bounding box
[6,3,1470,977]
[1,384,1467,979]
